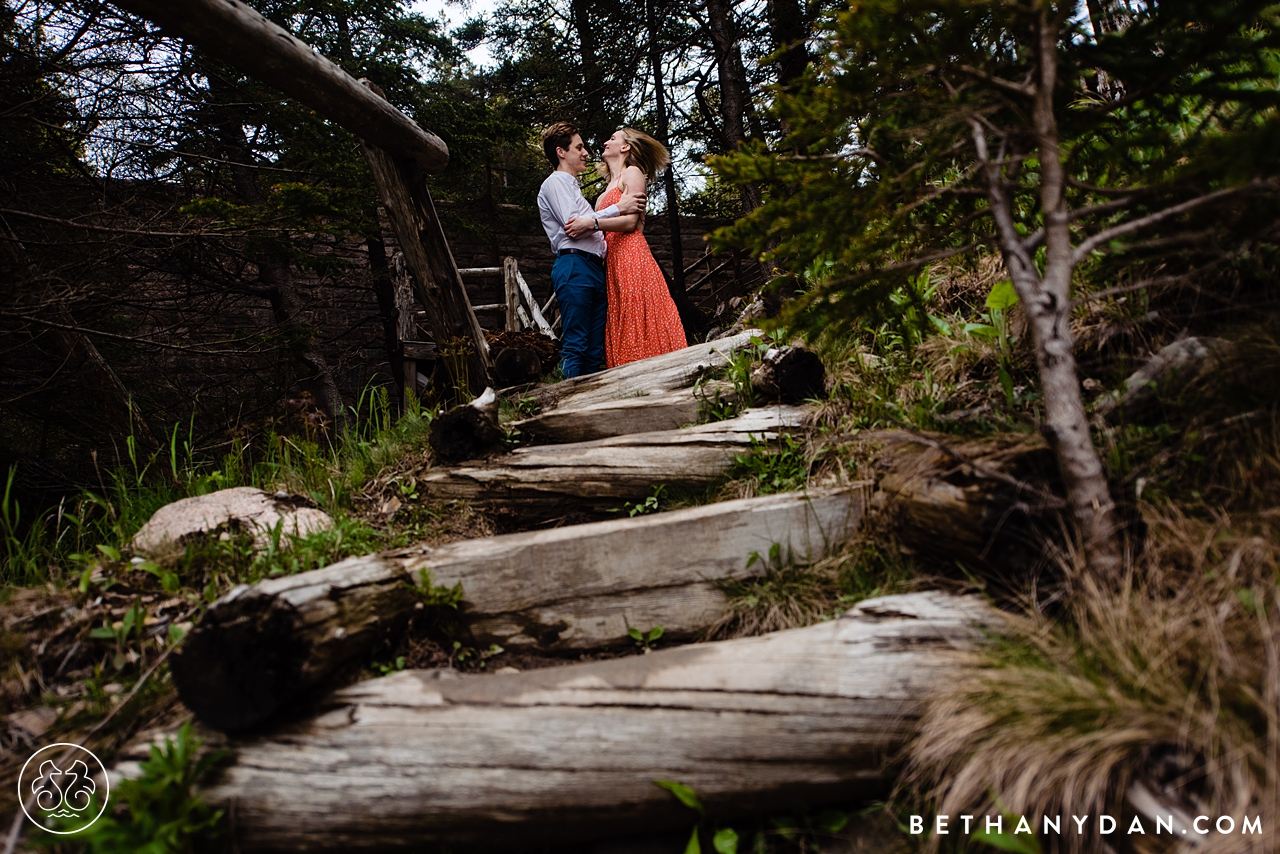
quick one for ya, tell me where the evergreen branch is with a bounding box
[1070,181,1265,264]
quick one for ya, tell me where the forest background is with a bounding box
[3,0,1280,851]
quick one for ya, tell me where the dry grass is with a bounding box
[902,507,1280,853]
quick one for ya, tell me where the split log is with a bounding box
[512,381,737,444]
[428,387,503,464]
[170,487,864,731]
[140,592,994,851]
[420,405,807,517]
[528,329,764,412]
[750,346,826,404]
[113,0,449,172]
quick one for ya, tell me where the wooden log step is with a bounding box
[527,329,763,413]
[420,405,807,516]
[169,487,864,732]
[511,380,737,444]
[133,592,992,852]
[394,486,865,651]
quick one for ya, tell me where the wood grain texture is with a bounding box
[528,329,763,412]
[361,141,490,395]
[392,486,866,650]
[171,488,864,730]
[114,0,449,172]
[140,592,994,851]
[420,405,808,515]
[511,381,736,444]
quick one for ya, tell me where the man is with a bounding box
[537,122,645,377]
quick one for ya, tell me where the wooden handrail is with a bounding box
[114,0,449,173]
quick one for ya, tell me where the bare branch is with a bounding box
[1071,181,1265,264]
[958,64,1036,97]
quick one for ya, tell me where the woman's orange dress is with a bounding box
[597,184,686,368]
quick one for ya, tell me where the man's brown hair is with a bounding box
[541,121,580,169]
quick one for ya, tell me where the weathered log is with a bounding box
[113,0,449,172]
[869,430,1065,578]
[170,487,864,732]
[512,381,737,444]
[360,125,491,398]
[420,405,807,517]
[169,555,418,733]
[133,592,993,851]
[750,346,826,404]
[527,329,764,412]
[428,387,503,464]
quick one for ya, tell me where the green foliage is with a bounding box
[730,435,808,495]
[627,624,665,653]
[611,484,669,517]
[709,0,1280,339]
[2,382,431,591]
[49,723,225,853]
[415,569,466,609]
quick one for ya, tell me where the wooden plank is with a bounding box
[512,381,737,444]
[458,267,503,276]
[503,257,520,334]
[131,592,992,851]
[470,303,506,312]
[168,487,866,731]
[361,134,490,397]
[400,340,437,360]
[114,0,448,172]
[419,405,807,516]
[515,269,556,338]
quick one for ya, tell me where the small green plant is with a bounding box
[375,655,407,675]
[628,624,664,653]
[730,435,808,495]
[89,599,146,670]
[610,484,667,517]
[450,641,504,668]
[47,721,225,852]
[653,780,740,853]
[415,569,465,609]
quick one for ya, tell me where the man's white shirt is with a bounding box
[537,171,619,257]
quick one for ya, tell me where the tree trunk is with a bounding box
[419,405,807,518]
[767,0,809,91]
[132,592,994,851]
[705,0,761,214]
[217,113,347,429]
[360,130,491,400]
[168,486,866,731]
[971,13,1120,579]
[645,0,690,314]
[569,0,605,142]
[112,0,449,172]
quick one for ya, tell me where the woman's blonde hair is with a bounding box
[600,128,671,183]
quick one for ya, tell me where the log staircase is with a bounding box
[122,334,997,852]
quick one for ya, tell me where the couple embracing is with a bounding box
[536,122,687,378]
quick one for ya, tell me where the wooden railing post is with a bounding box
[359,104,490,396]
[502,256,520,333]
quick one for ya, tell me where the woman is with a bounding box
[575,128,686,368]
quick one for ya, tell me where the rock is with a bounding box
[131,487,332,555]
